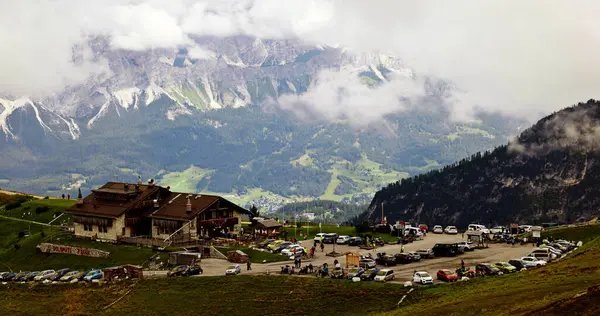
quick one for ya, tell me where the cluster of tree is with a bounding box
[276,200,368,223]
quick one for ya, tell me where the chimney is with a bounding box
[76,188,84,207]
[148,179,155,187]
[166,186,171,191]
[186,196,192,213]
[137,176,143,185]
[124,183,129,191]
[153,199,159,209]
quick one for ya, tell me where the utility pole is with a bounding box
[381,202,385,224]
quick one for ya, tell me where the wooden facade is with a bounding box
[65,181,250,243]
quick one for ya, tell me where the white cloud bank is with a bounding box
[1,0,599,122]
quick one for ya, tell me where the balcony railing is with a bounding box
[197,217,238,228]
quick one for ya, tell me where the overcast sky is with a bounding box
[1,0,599,122]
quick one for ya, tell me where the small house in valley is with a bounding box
[65,179,250,244]
[250,219,282,237]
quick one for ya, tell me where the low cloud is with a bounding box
[1,0,599,122]
[509,101,600,155]
[277,68,425,126]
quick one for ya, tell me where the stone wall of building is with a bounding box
[73,215,126,241]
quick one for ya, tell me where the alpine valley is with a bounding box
[0,36,522,212]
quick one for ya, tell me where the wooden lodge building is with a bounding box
[65,179,251,244]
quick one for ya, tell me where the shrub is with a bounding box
[35,206,50,214]
[44,196,50,200]
[18,231,25,238]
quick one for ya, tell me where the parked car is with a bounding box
[322,233,339,244]
[416,248,435,259]
[394,253,413,264]
[2,272,16,281]
[360,268,380,281]
[34,270,56,281]
[52,268,71,281]
[408,252,421,261]
[490,226,506,234]
[280,244,303,256]
[528,248,556,262]
[225,265,241,276]
[348,237,363,246]
[60,270,82,282]
[521,256,547,267]
[13,271,30,282]
[433,243,461,257]
[83,270,103,282]
[436,269,458,282]
[475,263,503,276]
[330,266,345,279]
[494,262,517,274]
[336,235,351,244]
[347,267,365,279]
[256,239,276,249]
[375,254,397,266]
[413,271,434,284]
[374,269,395,282]
[184,266,203,276]
[432,225,443,234]
[359,258,376,269]
[265,240,283,251]
[457,241,475,252]
[272,242,293,253]
[0,272,9,281]
[468,224,490,234]
[313,233,326,242]
[168,265,189,277]
[25,271,40,282]
[508,259,530,271]
[444,226,458,234]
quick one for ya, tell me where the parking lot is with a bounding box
[187,233,536,283]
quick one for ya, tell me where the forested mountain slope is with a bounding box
[364,99,600,227]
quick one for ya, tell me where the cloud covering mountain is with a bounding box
[1,0,599,123]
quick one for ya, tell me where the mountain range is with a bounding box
[364,99,600,227]
[0,36,523,210]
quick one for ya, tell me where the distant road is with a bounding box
[0,189,45,199]
[0,214,51,226]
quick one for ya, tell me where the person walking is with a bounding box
[247,259,252,271]
[320,242,325,252]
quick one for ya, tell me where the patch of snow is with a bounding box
[0,97,36,138]
[112,87,140,110]
[87,101,110,129]
[370,64,388,82]
[286,80,297,93]
[59,116,81,140]
[222,55,247,68]
[144,83,164,106]
[200,76,222,109]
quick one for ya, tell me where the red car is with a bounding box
[437,269,458,282]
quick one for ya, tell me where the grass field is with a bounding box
[540,224,600,243]
[281,224,402,243]
[157,165,215,193]
[0,275,410,316]
[0,198,75,223]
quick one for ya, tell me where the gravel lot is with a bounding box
[171,233,535,283]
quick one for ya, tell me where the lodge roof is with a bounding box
[65,182,161,218]
[65,181,250,220]
[252,219,282,229]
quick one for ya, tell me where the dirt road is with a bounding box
[187,233,535,283]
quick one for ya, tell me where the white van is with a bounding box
[468,224,490,234]
[529,248,555,262]
[404,227,423,237]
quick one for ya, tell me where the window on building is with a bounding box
[99,226,108,233]
[84,224,93,232]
